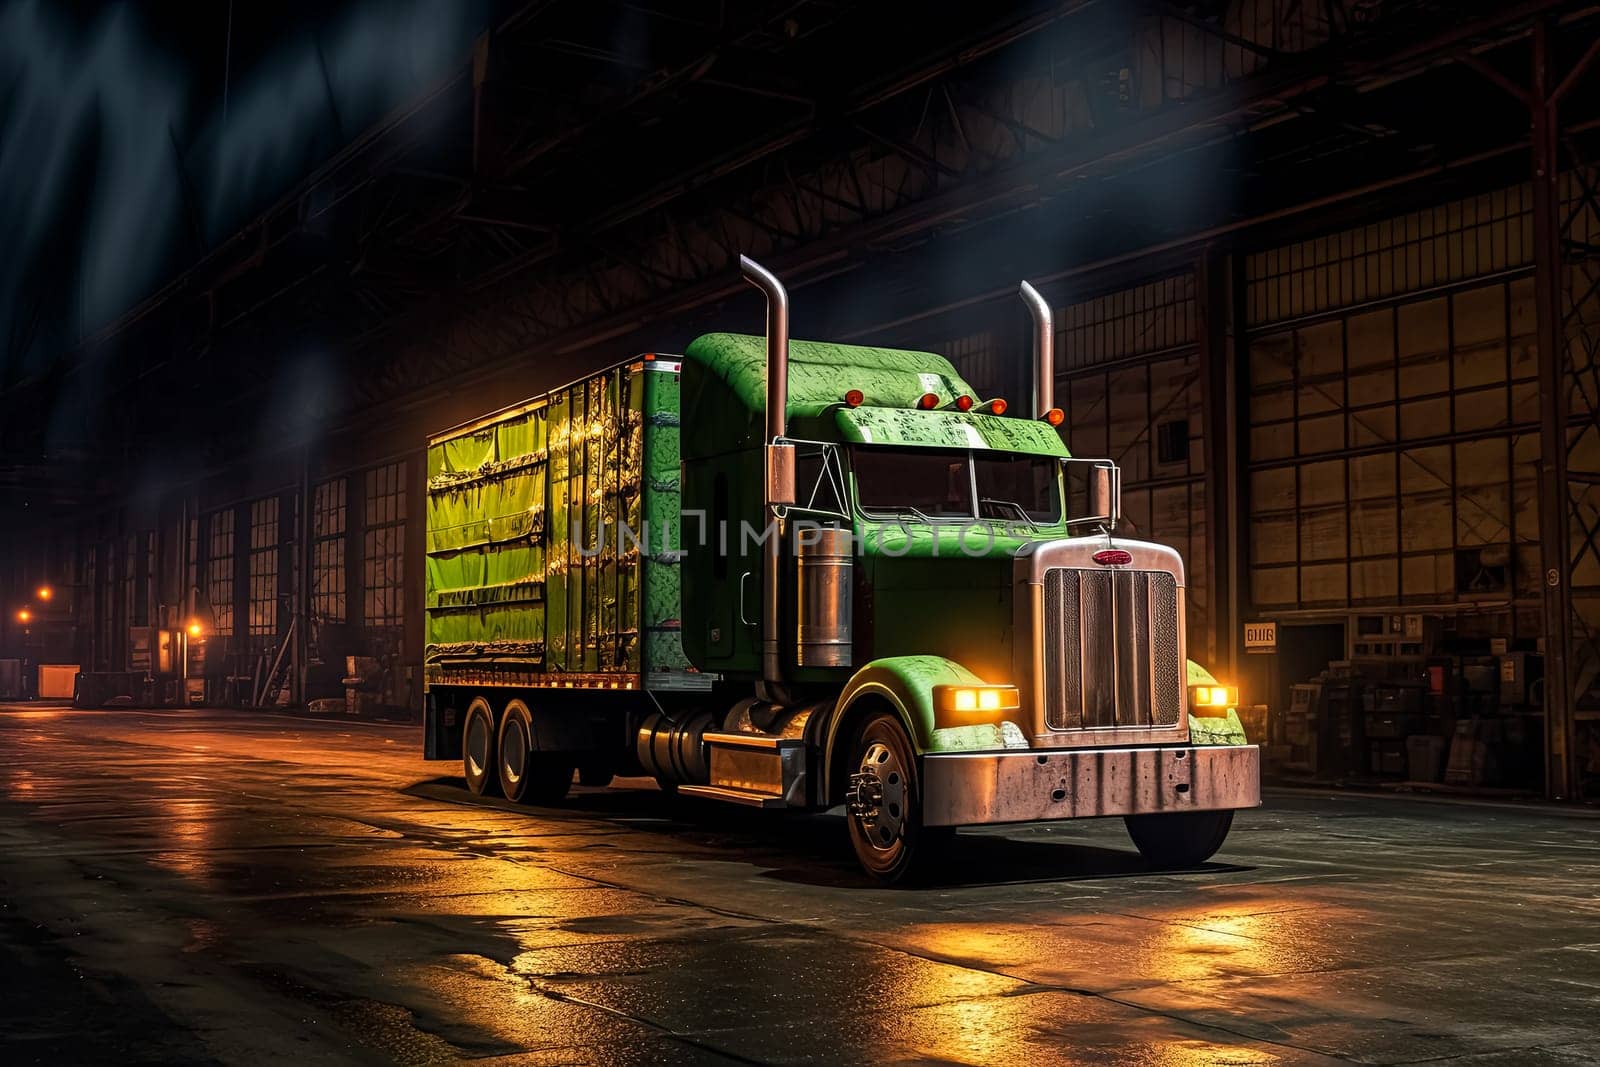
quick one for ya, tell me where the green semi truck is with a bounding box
[422,256,1259,882]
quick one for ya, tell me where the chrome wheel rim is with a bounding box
[466,714,491,778]
[850,739,907,850]
[502,719,526,784]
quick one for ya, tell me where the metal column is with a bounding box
[1197,249,1237,674]
[1531,19,1576,799]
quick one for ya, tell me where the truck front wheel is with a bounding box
[844,711,948,885]
[463,697,499,797]
[1124,810,1234,868]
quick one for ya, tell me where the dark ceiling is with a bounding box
[4,0,1599,519]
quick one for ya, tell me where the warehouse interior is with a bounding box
[3,0,1600,801]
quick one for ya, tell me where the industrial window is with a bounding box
[1246,276,1538,632]
[1247,184,1534,327]
[185,516,198,616]
[124,533,153,628]
[123,534,136,629]
[1058,274,1195,373]
[248,498,280,637]
[93,542,115,670]
[207,510,235,636]
[311,479,348,624]
[1062,321,1209,657]
[1157,419,1189,465]
[363,462,406,629]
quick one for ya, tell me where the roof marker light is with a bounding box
[985,398,1008,416]
[844,388,864,408]
[953,395,974,412]
[1041,407,1065,427]
[917,392,940,410]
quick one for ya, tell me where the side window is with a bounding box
[792,444,848,517]
[712,472,729,580]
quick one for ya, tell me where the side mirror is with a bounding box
[1090,463,1120,530]
[766,442,797,508]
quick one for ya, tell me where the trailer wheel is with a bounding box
[463,697,499,797]
[843,711,948,885]
[498,699,575,805]
[1124,810,1234,868]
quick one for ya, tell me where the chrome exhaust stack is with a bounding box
[1020,280,1054,418]
[740,255,796,686]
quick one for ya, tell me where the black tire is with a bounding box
[577,756,615,788]
[1124,810,1235,868]
[463,697,499,797]
[498,699,575,805]
[843,711,950,885]
[524,758,576,805]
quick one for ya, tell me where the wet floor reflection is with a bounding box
[2,707,1598,1064]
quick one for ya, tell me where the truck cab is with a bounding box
[669,276,1257,880]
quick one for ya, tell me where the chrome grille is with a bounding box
[1043,568,1182,730]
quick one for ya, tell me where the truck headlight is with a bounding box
[1189,685,1239,716]
[933,684,1020,714]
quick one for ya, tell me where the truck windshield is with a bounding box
[852,448,1062,524]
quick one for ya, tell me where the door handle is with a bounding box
[739,571,755,626]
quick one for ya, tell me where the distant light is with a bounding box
[917,392,940,410]
[36,586,52,601]
[187,622,203,638]
[16,609,31,624]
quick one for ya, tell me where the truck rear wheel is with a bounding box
[497,699,576,805]
[843,711,948,885]
[1124,810,1234,868]
[463,697,499,797]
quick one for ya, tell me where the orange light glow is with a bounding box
[953,395,973,412]
[35,586,52,601]
[187,622,203,638]
[1041,407,1065,426]
[917,392,940,409]
[15,609,31,624]
[844,388,864,407]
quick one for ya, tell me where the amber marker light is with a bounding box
[16,608,31,624]
[844,388,865,407]
[917,392,940,409]
[933,684,1020,714]
[1041,407,1065,426]
[952,395,974,412]
[1190,685,1239,716]
[981,398,1008,415]
[36,585,52,601]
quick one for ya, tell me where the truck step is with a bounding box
[701,732,809,807]
[677,784,787,808]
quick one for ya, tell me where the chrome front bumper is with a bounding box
[921,744,1260,827]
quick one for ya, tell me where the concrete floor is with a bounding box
[0,706,1596,1066]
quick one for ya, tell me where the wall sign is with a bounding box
[1244,621,1277,654]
